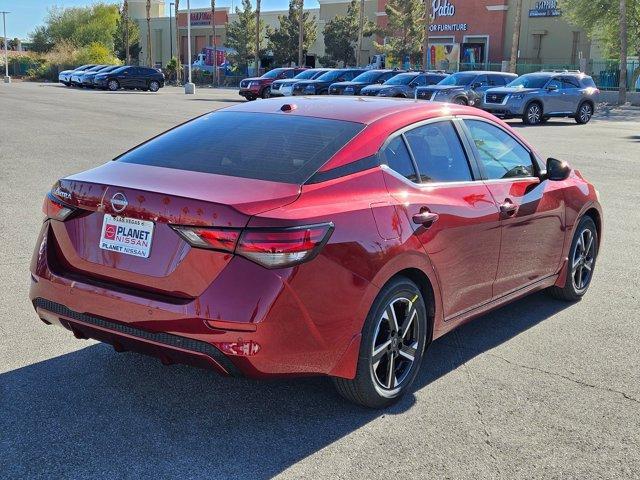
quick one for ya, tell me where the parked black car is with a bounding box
[415,71,517,107]
[292,68,366,96]
[329,69,403,95]
[81,65,121,88]
[270,68,332,97]
[94,66,165,92]
[360,71,449,97]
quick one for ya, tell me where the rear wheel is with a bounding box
[547,216,598,301]
[575,102,593,124]
[107,79,120,92]
[523,102,543,125]
[149,80,160,92]
[261,87,271,99]
[333,277,428,408]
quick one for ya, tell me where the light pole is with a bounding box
[184,0,195,93]
[1,11,9,84]
[169,2,174,60]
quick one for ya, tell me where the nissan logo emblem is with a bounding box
[110,192,128,213]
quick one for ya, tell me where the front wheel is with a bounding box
[149,80,160,92]
[547,216,598,301]
[575,102,593,124]
[523,102,543,125]
[107,79,120,91]
[333,277,428,408]
[453,97,468,106]
[261,87,271,99]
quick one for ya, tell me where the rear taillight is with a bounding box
[43,193,76,221]
[171,226,240,251]
[171,223,334,269]
[236,224,334,268]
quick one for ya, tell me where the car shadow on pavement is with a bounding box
[0,292,570,478]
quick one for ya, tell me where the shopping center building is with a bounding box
[133,0,594,70]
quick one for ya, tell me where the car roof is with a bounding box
[224,96,491,125]
[453,71,516,76]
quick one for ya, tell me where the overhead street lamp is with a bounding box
[184,0,195,94]
[2,11,10,84]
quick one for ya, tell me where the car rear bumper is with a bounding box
[29,221,365,379]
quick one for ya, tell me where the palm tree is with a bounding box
[123,0,130,64]
[211,0,217,86]
[146,0,152,66]
[255,0,261,74]
[619,0,627,104]
[509,0,523,73]
[175,0,181,83]
[298,0,304,67]
[356,0,365,66]
[422,0,431,70]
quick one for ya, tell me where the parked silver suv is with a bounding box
[483,71,600,125]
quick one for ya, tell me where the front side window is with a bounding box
[381,136,419,183]
[546,78,562,90]
[404,122,473,183]
[464,120,534,179]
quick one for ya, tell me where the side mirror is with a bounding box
[546,157,571,181]
[546,84,558,91]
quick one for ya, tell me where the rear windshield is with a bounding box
[117,111,364,184]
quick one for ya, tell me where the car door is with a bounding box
[560,76,581,113]
[542,77,563,113]
[461,118,565,297]
[117,67,134,87]
[468,74,489,104]
[380,119,502,320]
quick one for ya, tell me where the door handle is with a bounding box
[499,200,518,217]
[412,210,439,226]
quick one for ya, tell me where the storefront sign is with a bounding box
[429,23,468,32]
[190,11,212,26]
[432,0,455,19]
[529,0,562,17]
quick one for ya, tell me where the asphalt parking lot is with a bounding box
[1,82,639,479]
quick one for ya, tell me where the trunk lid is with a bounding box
[50,162,300,299]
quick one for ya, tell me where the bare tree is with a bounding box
[175,0,181,83]
[509,0,523,73]
[146,0,152,66]
[123,0,130,64]
[211,0,217,86]
[298,0,304,66]
[619,0,627,104]
[255,0,261,74]
[356,0,365,66]
[422,0,431,70]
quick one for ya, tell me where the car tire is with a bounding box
[149,80,160,92]
[107,79,120,92]
[453,97,468,105]
[261,87,270,99]
[575,102,593,124]
[332,277,429,408]
[523,102,543,125]
[547,216,598,301]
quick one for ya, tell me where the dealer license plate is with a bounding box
[99,214,154,258]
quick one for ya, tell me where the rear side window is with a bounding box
[562,77,580,88]
[464,120,534,179]
[117,112,364,184]
[488,75,508,86]
[580,76,596,88]
[404,122,472,183]
[382,136,419,183]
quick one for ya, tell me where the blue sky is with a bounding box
[2,0,319,39]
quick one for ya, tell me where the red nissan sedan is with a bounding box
[30,97,602,408]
